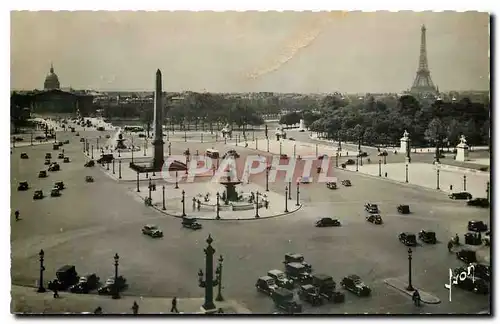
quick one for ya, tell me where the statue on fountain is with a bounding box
[275,126,287,140]
[221,123,232,139]
[115,133,127,150]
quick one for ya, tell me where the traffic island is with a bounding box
[384,277,441,304]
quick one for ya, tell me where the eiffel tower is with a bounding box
[410,25,437,94]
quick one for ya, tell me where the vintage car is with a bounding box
[449,192,472,200]
[138,133,146,138]
[69,274,100,294]
[377,151,388,156]
[44,159,51,165]
[97,126,105,131]
[35,135,45,140]
[255,276,278,295]
[20,152,29,159]
[364,203,379,213]
[398,232,417,246]
[222,149,240,159]
[105,134,111,139]
[182,217,202,230]
[18,181,29,191]
[340,274,371,297]
[38,170,48,178]
[97,154,114,164]
[79,137,85,142]
[453,274,489,295]
[341,180,352,187]
[271,288,302,314]
[45,153,52,159]
[53,144,60,150]
[63,157,70,163]
[48,163,60,172]
[397,205,410,214]
[14,136,23,142]
[33,190,44,200]
[48,265,79,291]
[298,284,323,306]
[288,137,295,141]
[51,188,61,197]
[267,269,294,289]
[280,154,289,160]
[298,176,312,184]
[84,160,95,167]
[283,253,312,272]
[326,182,337,189]
[456,249,477,264]
[85,176,94,183]
[345,159,355,165]
[285,262,313,283]
[312,274,345,303]
[97,276,128,295]
[357,151,368,157]
[418,230,436,244]
[58,153,65,159]
[57,141,63,146]
[54,181,65,190]
[466,198,489,208]
[464,232,483,246]
[63,140,70,144]
[317,154,328,160]
[366,214,383,225]
[473,263,491,282]
[315,217,341,227]
[142,224,163,238]
[468,220,488,232]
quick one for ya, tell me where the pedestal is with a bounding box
[200,306,218,314]
[456,143,469,162]
[400,138,409,154]
[299,119,305,131]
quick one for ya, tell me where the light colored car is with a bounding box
[142,224,163,238]
[298,176,312,184]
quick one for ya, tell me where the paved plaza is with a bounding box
[10,123,491,314]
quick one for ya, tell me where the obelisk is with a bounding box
[153,69,164,170]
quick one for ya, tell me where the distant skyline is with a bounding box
[11,11,490,93]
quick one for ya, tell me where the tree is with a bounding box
[424,118,446,144]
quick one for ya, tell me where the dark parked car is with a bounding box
[271,288,302,314]
[79,137,85,142]
[48,265,79,291]
[467,198,489,208]
[341,180,352,187]
[473,264,491,282]
[457,249,477,264]
[326,182,337,189]
[33,190,44,200]
[357,151,368,157]
[97,154,114,164]
[53,144,60,150]
[366,214,383,225]
[397,205,410,214]
[84,160,95,167]
[468,221,488,232]
[345,159,355,165]
[48,163,60,172]
[18,181,29,191]
[285,262,312,283]
[182,217,202,230]
[142,224,163,238]
[45,153,52,159]
[312,274,344,303]
[449,192,472,200]
[464,232,482,246]
[377,151,388,156]
[58,153,65,159]
[298,284,323,306]
[454,275,489,295]
[63,140,70,144]
[255,276,278,295]
[418,230,436,244]
[44,159,52,165]
[283,253,312,272]
[97,126,105,131]
[85,176,94,183]
[35,136,45,140]
[399,232,417,246]
[318,154,328,160]
[267,269,294,289]
[340,275,371,296]
[20,152,29,159]
[63,157,70,163]
[38,170,48,178]
[315,217,341,227]
[69,274,100,294]
[364,203,379,213]
[98,276,128,295]
[51,188,61,197]
[55,181,65,190]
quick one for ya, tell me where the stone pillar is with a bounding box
[400,130,411,163]
[153,69,164,170]
[455,135,469,162]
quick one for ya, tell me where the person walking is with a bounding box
[94,306,103,314]
[15,210,20,221]
[412,290,421,307]
[171,297,179,313]
[52,284,59,298]
[447,240,453,253]
[132,301,139,315]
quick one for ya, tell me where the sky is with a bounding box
[10,11,490,93]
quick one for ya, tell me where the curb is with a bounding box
[383,278,441,304]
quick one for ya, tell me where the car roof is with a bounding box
[301,284,315,289]
[145,224,157,228]
[286,253,303,258]
[268,269,284,275]
[348,274,361,280]
[287,262,305,268]
[259,276,274,281]
[313,274,333,281]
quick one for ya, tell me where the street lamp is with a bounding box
[162,185,166,210]
[175,171,179,189]
[91,145,94,159]
[265,165,270,192]
[168,142,172,156]
[216,192,220,220]
[198,235,219,313]
[436,165,440,190]
[144,138,147,156]
[335,153,339,168]
[288,181,292,200]
[284,186,289,213]
[406,248,414,291]
[315,144,318,157]
[112,159,115,174]
[378,159,382,177]
[293,143,296,158]
[405,163,409,183]
[37,249,46,293]
[296,182,300,206]
[148,178,152,201]
[356,156,359,172]
[279,141,282,155]
[97,138,99,150]
[118,160,122,179]
[181,190,186,217]
[250,190,259,218]
[112,253,121,299]
[184,130,187,142]
[486,181,490,203]
[215,255,224,301]
[136,171,140,192]
[267,138,270,152]
[463,175,467,191]
[201,133,204,143]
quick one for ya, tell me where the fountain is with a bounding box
[220,173,242,203]
[221,123,232,139]
[115,133,127,150]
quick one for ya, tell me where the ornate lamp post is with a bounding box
[198,235,219,313]
[168,142,172,156]
[215,255,224,302]
[267,138,270,152]
[487,181,490,203]
[463,175,467,191]
[181,190,186,217]
[97,138,99,150]
[279,141,282,155]
[37,249,46,293]
[91,145,94,159]
[296,182,300,206]
[436,165,440,190]
[175,171,179,189]
[112,159,115,174]
[144,138,147,156]
[293,143,296,158]
[148,178,152,201]
[288,181,292,200]
[255,191,260,218]
[162,185,166,210]
[356,156,359,172]
[216,192,220,220]
[378,159,382,177]
[406,248,414,291]
[118,160,122,179]
[284,186,289,213]
[136,171,140,192]
[265,165,270,192]
[112,253,121,299]
[405,163,409,183]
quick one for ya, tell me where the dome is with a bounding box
[44,63,60,90]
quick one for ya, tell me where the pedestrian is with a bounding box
[412,290,421,307]
[14,210,20,221]
[447,240,453,253]
[450,185,453,191]
[385,172,388,178]
[53,286,59,298]
[192,197,196,211]
[171,297,179,313]
[94,306,103,314]
[197,200,201,211]
[132,301,139,315]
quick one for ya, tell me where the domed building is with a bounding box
[44,63,60,90]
